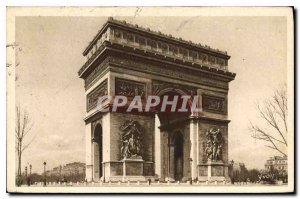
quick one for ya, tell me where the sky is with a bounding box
[15,15,287,174]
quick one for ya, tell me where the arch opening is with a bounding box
[173,131,184,181]
[156,91,192,129]
[155,90,191,182]
[93,123,103,181]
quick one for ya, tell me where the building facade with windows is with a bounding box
[46,162,86,176]
[264,156,287,171]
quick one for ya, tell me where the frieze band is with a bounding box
[202,95,226,114]
[86,79,108,111]
[110,56,230,90]
[84,57,110,90]
[115,78,146,98]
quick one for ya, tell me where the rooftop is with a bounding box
[82,17,229,57]
[268,156,287,160]
[78,17,235,78]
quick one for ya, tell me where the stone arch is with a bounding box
[155,88,193,129]
[172,130,184,181]
[155,87,194,110]
[92,123,103,181]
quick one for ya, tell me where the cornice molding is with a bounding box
[190,115,231,124]
[79,43,235,83]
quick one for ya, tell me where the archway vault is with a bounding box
[156,89,192,131]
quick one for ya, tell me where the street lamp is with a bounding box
[25,166,28,186]
[29,164,32,186]
[43,162,47,174]
[230,160,234,184]
[43,162,47,186]
[25,166,28,178]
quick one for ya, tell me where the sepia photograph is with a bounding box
[6,6,294,193]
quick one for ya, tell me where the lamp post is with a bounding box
[25,166,28,186]
[43,162,47,186]
[25,166,28,178]
[29,164,32,186]
[230,160,234,184]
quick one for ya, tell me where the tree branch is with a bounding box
[249,86,288,156]
[264,145,286,157]
[257,102,287,146]
[249,122,286,145]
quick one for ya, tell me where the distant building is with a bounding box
[61,162,85,176]
[46,165,62,176]
[264,156,287,171]
[46,162,85,177]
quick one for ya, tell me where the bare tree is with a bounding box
[15,106,34,177]
[249,86,288,156]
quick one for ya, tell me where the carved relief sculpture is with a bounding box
[202,95,226,114]
[86,80,108,111]
[115,78,146,98]
[120,120,143,160]
[84,57,111,89]
[204,128,223,161]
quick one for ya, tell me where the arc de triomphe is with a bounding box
[78,18,235,183]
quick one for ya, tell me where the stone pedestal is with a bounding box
[103,158,155,182]
[198,160,227,182]
[123,158,144,178]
